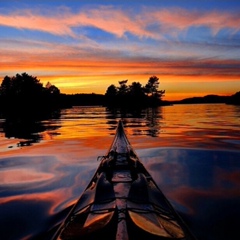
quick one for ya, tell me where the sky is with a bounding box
[0,0,240,100]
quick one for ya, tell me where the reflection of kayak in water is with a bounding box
[52,120,197,240]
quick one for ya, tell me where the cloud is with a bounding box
[149,8,240,36]
[0,6,239,39]
[0,9,78,37]
[0,6,152,39]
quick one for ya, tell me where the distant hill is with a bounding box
[171,94,229,104]
[226,91,240,105]
[170,92,240,105]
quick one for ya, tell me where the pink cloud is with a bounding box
[0,7,152,39]
[0,9,77,37]
[0,7,239,39]
[149,8,240,35]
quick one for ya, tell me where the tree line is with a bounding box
[0,73,239,116]
[0,73,166,115]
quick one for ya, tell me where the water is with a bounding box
[0,104,240,240]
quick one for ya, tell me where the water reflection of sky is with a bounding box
[138,148,240,240]
[0,104,240,239]
[0,154,99,239]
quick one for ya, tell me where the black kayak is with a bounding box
[52,120,196,240]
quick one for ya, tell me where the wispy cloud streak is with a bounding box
[0,6,239,39]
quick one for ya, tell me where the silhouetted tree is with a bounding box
[118,80,129,96]
[105,84,118,106]
[0,76,12,97]
[128,82,147,106]
[0,73,62,114]
[105,84,118,97]
[144,76,165,105]
[0,73,43,98]
[145,76,165,98]
[45,82,60,95]
[129,82,145,97]
[0,73,43,109]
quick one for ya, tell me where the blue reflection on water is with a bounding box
[0,148,240,240]
[138,148,240,240]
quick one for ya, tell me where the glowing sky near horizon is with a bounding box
[0,0,240,100]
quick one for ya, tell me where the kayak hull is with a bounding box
[51,120,196,240]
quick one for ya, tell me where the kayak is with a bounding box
[52,120,196,240]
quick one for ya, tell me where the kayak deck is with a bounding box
[52,120,196,240]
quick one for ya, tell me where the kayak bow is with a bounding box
[52,120,196,240]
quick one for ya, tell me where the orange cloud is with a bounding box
[2,47,240,77]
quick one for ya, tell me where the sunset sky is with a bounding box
[1,0,240,100]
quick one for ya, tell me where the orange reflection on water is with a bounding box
[0,169,53,185]
[0,188,70,209]
[0,134,111,164]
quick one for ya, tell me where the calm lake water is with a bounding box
[0,103,240,240]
